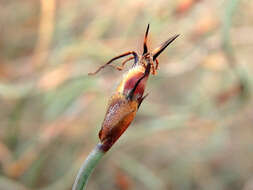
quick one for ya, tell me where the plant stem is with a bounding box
[72,144,105,190]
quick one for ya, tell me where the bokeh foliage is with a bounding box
[0,0,253,189]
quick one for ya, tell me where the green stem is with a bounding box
[72,144,105,190]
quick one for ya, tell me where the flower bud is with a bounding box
[99,65,150,152]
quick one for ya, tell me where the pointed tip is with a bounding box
[174,34,181,40]
[145,24,150,38]
[152,34,180,60]
[143,24,150,55]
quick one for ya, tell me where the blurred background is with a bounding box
[0,0,253,189]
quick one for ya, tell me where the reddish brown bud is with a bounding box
[93,25,179,152]
[99,65,150,152]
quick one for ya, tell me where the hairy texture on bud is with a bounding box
[99,65,150,152]
[99,93,138,152]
